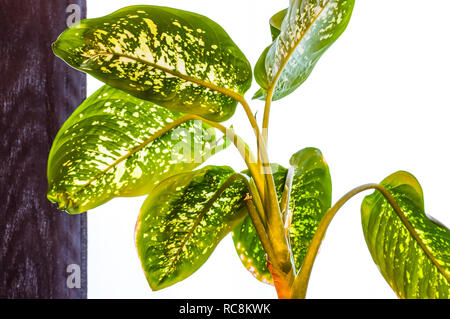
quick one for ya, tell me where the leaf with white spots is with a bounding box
[53,5,252,122]
[135,166,248,290]
[47,85,227,214]
[254,0,355,101]
[288,148,332,271]
[232,149,331,283]
[361,171,450,299]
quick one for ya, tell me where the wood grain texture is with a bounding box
[0,0,87,298]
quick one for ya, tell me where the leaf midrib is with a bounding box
[70,114,197,197]
[373,190,450,284]
[86,51,244,102]
[160,173,242,282]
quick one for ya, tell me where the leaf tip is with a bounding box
[47,188,82,215]
[252,88,266,100]
[289,147,324,167]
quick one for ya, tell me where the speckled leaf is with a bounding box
[135,166,248,290]
[361,171,450,299]
[232,164,287,285]
[53,5,252,122]
[47,85,227,214]
[254,0,355,101]
[288,148,332,271]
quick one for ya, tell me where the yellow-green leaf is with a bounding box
[254,0,355,101]
[47,85,227,214]
[288,148,332,272]
[53,5,252,122]
[361,171,450,298]
[136,166,247,290]
[269,9,287,41]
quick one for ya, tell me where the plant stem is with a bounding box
[262,86,274,145]
[267,260,295,299]
[244,199,275,261]
[235,97,289,274]
[248,95,296,298]
[242,177,295,299]
[290,183,409,299]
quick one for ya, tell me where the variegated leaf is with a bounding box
[361,171,450,298]
[47,85,227,214]
[288,148,332,271]
[135,166,247,290]
[254,0,355,101]
[53,5,252,122]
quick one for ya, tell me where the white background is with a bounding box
[86,0,450,298]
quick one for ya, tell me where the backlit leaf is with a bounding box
[47,85,227,214]
[269,9,287,41]
[361,171,450,299]
[53,5,252,122]
[232,148,331,283]
[288,147,332,271]
[135,166,248,290]
[254,0,355,101]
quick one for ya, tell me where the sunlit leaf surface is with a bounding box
[232,149,331,283]
[47,86,226,214]
[53,5,252,122]
[136,166,247,290]
[288,148,332,271]
[254,0,355,101]
[361,171,450,298]
[269,9,287,41]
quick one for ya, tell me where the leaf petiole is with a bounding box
[290,183,409,299]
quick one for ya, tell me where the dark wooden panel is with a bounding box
[0,1,87,298]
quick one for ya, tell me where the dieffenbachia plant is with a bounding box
[47,2,450,299]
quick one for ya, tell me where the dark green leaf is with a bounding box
[136,166,248,290]
[53,5,252,122]
[254,0,355,101]
[361,171,450,299]
[232,148,332,283]
[47,85,227,214]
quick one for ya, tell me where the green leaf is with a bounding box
[288,147,332,271]
[47,85,227,214]
[135,166,248,290]
[53,5,252,122]
[254,0,355,101]
[232,148,332,283]
[361,171,450,299]
[269,9,287,41]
